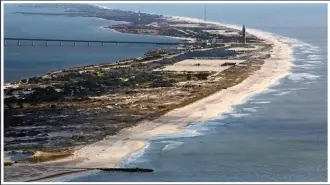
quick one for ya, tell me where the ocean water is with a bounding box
[4,5,177,82]
[5,3,327,182]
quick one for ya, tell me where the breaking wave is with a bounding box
[161,141,184,152]
[274,91,291,96]
[307,54,322,60]
[116,143,151,167]
[305,60,323,64]
[252,101,271,104]
[242,107,259,112]
[288,73,320,82]
[230,113,250,118]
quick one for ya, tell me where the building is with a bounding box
[242,25,246,44]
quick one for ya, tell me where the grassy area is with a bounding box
[165,76,187,83]
[4,162,13,166]
[18,147,74,163]
[25,153,72,163]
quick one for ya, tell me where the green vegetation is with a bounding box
[24,153,72,163]
[4,162,13,166]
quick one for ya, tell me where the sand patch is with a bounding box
[228,47,258,51]
[154,59,245,72]
[169,23,202,28]
[204,29,239,36]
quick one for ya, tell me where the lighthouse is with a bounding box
[138,10,141,22]
[242,25,246,44]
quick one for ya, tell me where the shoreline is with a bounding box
[31,16,294,182]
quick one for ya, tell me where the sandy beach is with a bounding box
[4,16,294,182]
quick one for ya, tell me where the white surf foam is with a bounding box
[295,42,320,55]
[307,54,322,60]
[230,113,250,118]
[305,60,323,64]
[161,141,184,152]
[266,88,278,93]
[301,50,314,54]
[307,48,320,53]
[288,87,307,91]
[308,45,320,51]
[242,107,259,112]
[252,101,271,104]
[116,143,151,167]
[288,73,320,82]
[274,91,291,96]
[216,114,229,120]
[299,42,314,48]
[304,81,317,85]
[153,127,202,141]
[117,123,204,166]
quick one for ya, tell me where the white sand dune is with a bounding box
[203,29,240,36]
[228,47,258,51]
[155,59,244,72]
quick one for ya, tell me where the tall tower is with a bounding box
[242,25,246,44]
[138,10,141,23]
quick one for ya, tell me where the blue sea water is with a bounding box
[4,3,327,182]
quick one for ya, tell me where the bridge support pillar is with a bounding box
[88,42,90,47]
[32,40,35,46]
[102,42,104,46]
[4,40,7,46]
[74,41,76,46]
[17,40,20,46]
[60,41,63,46]
[46,41,48,46]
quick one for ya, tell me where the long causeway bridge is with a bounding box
[3,38,190,47]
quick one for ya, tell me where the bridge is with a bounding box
[3,38,190,47]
